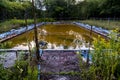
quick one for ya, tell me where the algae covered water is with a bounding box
[6,24,100,49]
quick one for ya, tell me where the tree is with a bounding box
[99,0,120,18]
[43,0,67,20]
[0,0,33,20]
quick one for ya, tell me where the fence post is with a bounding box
[16,50,18,60]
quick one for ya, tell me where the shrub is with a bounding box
[90,33,120,80]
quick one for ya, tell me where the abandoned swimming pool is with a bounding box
[1,23,105,50]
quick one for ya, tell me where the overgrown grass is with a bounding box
[0,43,38,80]
[0,19,34,33]
[80,20,120,30]
[90,34,120,80]
[77,32,120,80]
[0,42,12,48]
[0,18,55,33]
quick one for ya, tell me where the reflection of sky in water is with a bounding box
[6,24,101,49]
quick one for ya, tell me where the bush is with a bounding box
[0,64,12,80]
[77,31,120,80]
[89,33,120,80]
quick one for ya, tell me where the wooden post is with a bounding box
[16,51,18,60]
[24,13,28,31]
[86,25,92,66]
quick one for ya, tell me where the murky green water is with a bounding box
[7,24,102,49]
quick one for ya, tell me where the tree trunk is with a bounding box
[32,0,41,61]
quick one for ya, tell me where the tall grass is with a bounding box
[0,40,39,80]
[78,32,120,80]
[80,20,120,30]
[90,35,120,80]
[0,19,34,33]
[0,42,12,48]
[0,18,55,33]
